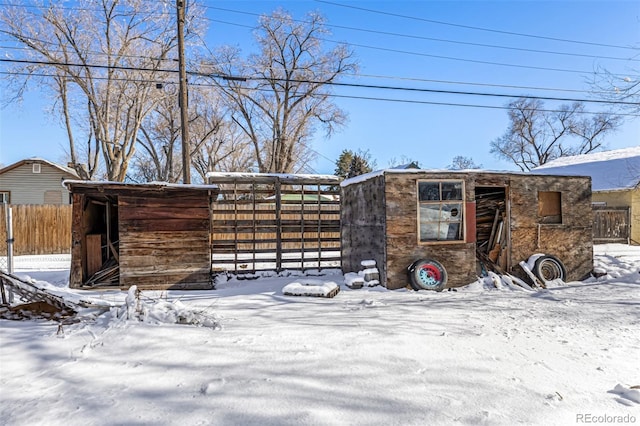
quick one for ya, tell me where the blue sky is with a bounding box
[1,0,638,174]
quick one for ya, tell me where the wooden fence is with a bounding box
[0,204,72,255]
[592,206,630,244]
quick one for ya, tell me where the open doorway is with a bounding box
[83,196,119,286]
[475,186,508,270]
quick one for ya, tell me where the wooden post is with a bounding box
[176,0,190,184]
[275,178,282,273]
[300,185,305,271]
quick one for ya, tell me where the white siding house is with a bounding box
[0,158,79,205]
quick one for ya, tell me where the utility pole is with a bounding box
[176,0,191,183]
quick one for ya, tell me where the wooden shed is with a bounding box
[65,181,218,290]
[341,170,594,290]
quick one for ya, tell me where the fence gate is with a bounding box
[592,206,630,244]
[208,173,341,276]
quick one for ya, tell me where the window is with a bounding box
[32,163,41,173]
[538,191,562,224]
[0,191,9,204]
[418,180,464,242]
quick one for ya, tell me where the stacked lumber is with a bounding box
[84,257,119,287]
[475,191,506,254]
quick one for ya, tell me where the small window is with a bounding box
[32,163,41,173]
[0,191,10,204]
[418,180,464,242]
[538,191,562,224]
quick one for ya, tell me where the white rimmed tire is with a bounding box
[408,259,448,291]
[533,255,566,283]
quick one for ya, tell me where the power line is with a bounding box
[209,19,633,77]
[205,7,639,62]
[4,42,613,95]
[2,69,637,117]
[6,0,636,54]
[1,42,618,96]
[322,92,640,117]
[253,77,638,106]
[315,0,640,51]
[2,58,637,108]
[326,38,602,76]
[351,73,608,96]
[0,44,179,64]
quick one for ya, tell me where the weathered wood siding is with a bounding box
[509,174,593,281]
[118,193,212,290]
[0,160,76,204]
[593,206,630,243]
[69,193,85,288]
[340,175,387,281]
[0,204,72,255]
[384,172,476,289]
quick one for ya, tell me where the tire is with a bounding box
[408,258,448,291]
[533,255,566,283]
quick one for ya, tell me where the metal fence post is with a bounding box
[6,205,13,274]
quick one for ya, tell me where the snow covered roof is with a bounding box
[0,157,79,178]
[206,171,340,184]
[63,179,220,191]
[340,168,554,187]
[532,147,640,191]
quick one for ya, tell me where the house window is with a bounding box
[0,191,9,204]
[538,191,562,224]
[418,180,464,242]
[32,163,41,173]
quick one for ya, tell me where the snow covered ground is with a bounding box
[1,244,639,425]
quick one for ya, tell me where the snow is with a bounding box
[532,146,640,191]
[282,279,339,297]
[205,171,341,182]
[1,244,639,425]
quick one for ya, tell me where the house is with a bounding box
[64,173,341,290]
[0,158,79,205]
[341,169,594,290]
[533,147,640,245]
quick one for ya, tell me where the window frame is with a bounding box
[538,191,562,224]
[416,179,466,244]
[0,191,10,204]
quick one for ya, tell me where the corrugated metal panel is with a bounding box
[0,162,75,204]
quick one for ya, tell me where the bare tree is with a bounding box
[490,98,621,171]
[203,10,358,174]
[132,95,183,183]
[191,120,256,182]
[591,65,640,114]
[448,156,481,170]
[132,85,255,183]
[1,0,205,181]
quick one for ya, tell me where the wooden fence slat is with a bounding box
[592,206,630,244]
[0,205,72,255]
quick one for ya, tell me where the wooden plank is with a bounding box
[86,234,103,276]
